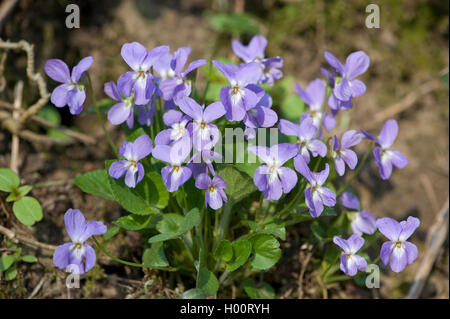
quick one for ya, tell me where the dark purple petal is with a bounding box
[45,59,70,83]
[376,217,401,242]
[71,56,93,83]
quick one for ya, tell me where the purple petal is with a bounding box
[108,102,132,125]
[294,155,314,184]
[206,188,224,210]
[121,42,147,71]
[333,78,353,101]
[83,244,97,273]
[109,160,128,179]
[133,76,150,105]
[333,236,350,252]
[379,119,398,149]
[399,216,420,241]
[45,59,70,83]
[324,51,344,74]
[117,72,136,97]
[376,217,401,242]
[308,140,327,158]
[404,241,418,265]
[124,168,137,188]
[347,234,365,253]
[265,176,283,200]
[155,129,172,146]
[220,87,246,121]
[183,59,207,76]
[272,143,298,165]
[235,62,261,86]
[152,145,173,163]
[71,56,93,83]
[132,134,153,160]
[50,84,70,107]
[298,117,317,140]
[341,130,363,149]
[64,209,86,242]
[247,146,272,164]
[203,101,226,123]
[136,162,145,185]
[212,60,236,83]
[351,210,377,235]
[279,167,298,194]
[349,79,366,98]
[390,150,409,169]
[53,243,72,270]
[144,45,170,70]
[253,165,269,192]
[253,106,278,127]
[334,157,346,176]
[320,187,336,207]
[314,163,330,185]
[67,89,86,115]
[344,51,370,79]
[104,81,122,101]
[294,82,313,105]
[177,96,203,120]
[323,113,336,131]
[195,173,211,189]
[380,241,393,266]
[278,119,301,138]
[390,246,408,272]
[79,221,107,242]
[342,149,358,170]
[173,47,191,74]
[242,87,258,110]
[339,192,360,211]
[305,79,326,109]
[163,110,183,126]
[374,148,393,180]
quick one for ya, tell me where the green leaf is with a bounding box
[280,94,306,123]
[226,240,252,272]
[204,82,222,101]
[125,127,147,142]
[113,214,155,231]
[175,179,204,212]
[197,268,219,296]
[263,221,286,241]
[13,196,43,226]
[37,105,61,125]
[103,226,120,240]
[311,221,326,240]
[209,13,259,35]
[21,255,38,263]
[75,170,115,201]
[249,234,281,270]
[6,185,33,202]
[0,254,14,272]
[142,242,169,268]
[216,165,256,204]
[178,288,206,299]
[243,277,275,299]
[213,239,233,262]
[106,160,169,215]
[5,265,17,280]
[148,208,200,243]
[0,168,20,192]
[441,72,449,88]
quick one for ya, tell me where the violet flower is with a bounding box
[195,173,228,210]
[188,149,222,180]
[278,117,327,164]
[333,234,368,276]
[377,216,420,272]
[295,79,336,131]
[118,42,169,105]
[152,137,192,192]
[44,56,93,115]
[153,47,206,101]
[247,143,298,200]
[104,80,135,128]
[294,156,336,217]
[109,134,153,188]
[324,50,370,102]
[155,110,192,146]
[176,96,226,150]
[232,35,283,85]
[331,130,363,176]
[137,100,156,127]
[53,209,106,274]
[339,192,377,236]
[361,119,409,180]
[213,60,261,121]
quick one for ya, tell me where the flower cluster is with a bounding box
[45,35,419,280]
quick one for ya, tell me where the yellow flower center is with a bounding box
[232,87,239,94]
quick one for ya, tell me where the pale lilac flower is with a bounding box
[243,85,278,139]
[377,216,420,273]
[294,156,336,217]
[53,209,106,274]
[295,79,336,131]
[44,56,93,115]
[361,119,409,180]
[278,117,327,164]
[176,96,225,150]
[213,60,261,121]
[104,80,135,128]
[109,134,153,188]
[321,67,353,113]
[188,150,222,179]
[331,130,363,176]
[118,42,169,105]
[339,192,377,236]
[195,173,228,210]
[333,234,368,276]
[153,47,206,101]
[324,51,370,102]
[152,137,192,192]
[232,35,283,85]
[247,143,298,200]
[137,100,156,127]
[155,110,192,146]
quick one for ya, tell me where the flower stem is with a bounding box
[86,72,118,158]
[93,236,145,268]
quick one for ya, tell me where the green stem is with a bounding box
[256,192,264,222]
[93,237,145,268]
[337,142,374,195]
[217,202,233,245]
[86,72,118,158]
